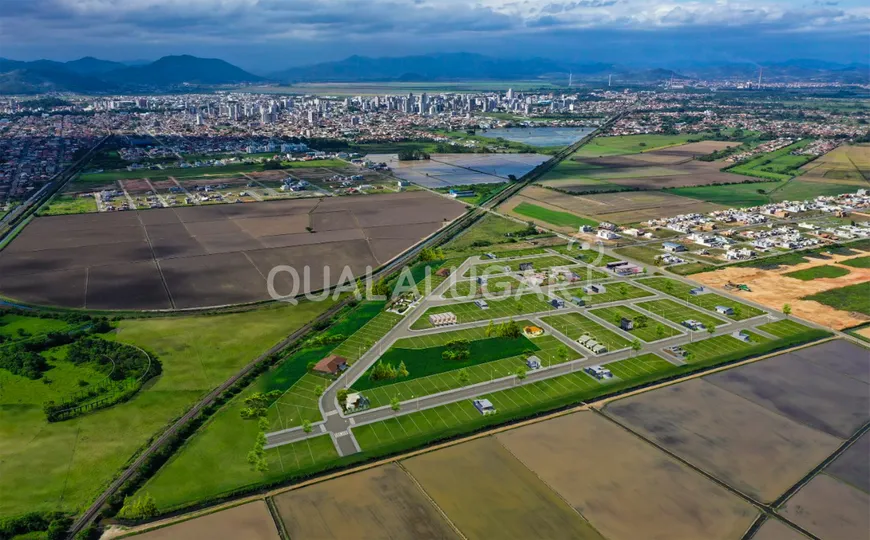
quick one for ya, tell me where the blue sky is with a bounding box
[1,0,867,71]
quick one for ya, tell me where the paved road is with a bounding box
[265,249,791,450]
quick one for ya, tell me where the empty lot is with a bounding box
[0,192,465,309]
[498,412,757,540]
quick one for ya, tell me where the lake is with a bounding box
[477,126,595,147]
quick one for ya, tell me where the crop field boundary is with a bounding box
[105,335,837,538]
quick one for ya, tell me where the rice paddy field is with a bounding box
[410,293,556,329]
[589,305,683,342]
[635,298,729,329]
[540,311,632,351]
[638,277,765,320]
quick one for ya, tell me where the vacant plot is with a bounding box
[840,255,870,268]
[825,431,870,493]
[681,333,769,363]
[780,474,870,540]
[443,275,519,299]
[784,264,851,281]
[590,305,682,342]
[272,463,459,540]
[541,311,632,351]
[757,319,817,338]
[403,437,604,540]
[704,344,870,439]
[550,245,622,266]
[690,264,870,329]
[410,293,554,329]
[0,191,465,309]
[512,201,598,228]
[463,254,575,276]
[604,353,677,380]
[639,277,765,320]
[605,378,842,502]
[498,412,757,540]
[133,501,279,540]
[511,185,724,224]
[636,298,728,329]
[556,281,654,305]
[804,281,870,317]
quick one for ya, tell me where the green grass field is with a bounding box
[0,313,75,339]
[410,293,556,330]
[512,202,598,228]
[443,275,519,299]
[556,281,654,305]
[638,277,765,320]
[77,159,347,183]
[589,305,682,342]
[462,254,575,277]
[840,256,870,268]
[329,311,404,363]
[550,245,621,266]
[681,331,769,363]
[352,335,539,392]
[266,373,331,431]
[757,319,818,338]
[727,139,813,181]
[804,281,870,316]
[0,300,336,519]
[636,298,728,329]
[614,245,668,266]
[541,312,631,351]
[442,213,535,254]
[668,178,859,208]
[38,195,98,215]
[572,134,709,158]
[783,265,851,281]
[603,353,676,380]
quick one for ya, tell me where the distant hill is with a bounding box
[270,53,611,82]
[0,55,262,93]
[101,55,262,86]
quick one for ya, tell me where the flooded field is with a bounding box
[478,126,595,147]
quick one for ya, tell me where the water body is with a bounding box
[478,126,595,147]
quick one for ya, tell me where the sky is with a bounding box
[1,0,868,72]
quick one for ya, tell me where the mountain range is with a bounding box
[0,53,867,94]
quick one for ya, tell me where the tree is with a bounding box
[484,320,495,337]
[516,366,527,381]
[557,346,570,363]
[783,303,792,317]
[707,325,715,336]
[390,397,401,412]
[337,388,349,404]
[302,419,312,433]
[398,360,409,378]
[655,325,665,339]
[118,493,158,520]
[457,368,470,385]
[634,315,649,329]
[257,417,269,431]
[630,339,642,357]
[314,385,324,398]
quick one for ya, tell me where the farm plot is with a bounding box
[272,463,459,540]
[355,334,574,409]
[512,201,598,229]
[636,298,728,329]
[799,144,870,185]
[509,185,725,224]
[784,264,851,280]
[497,412,757,540]
[751,520,807,540]
[779,474,869,540]
[804,281,870,317]
[541,312,632,351]
[402,437,605,540]
[410,293,555,329]
[638,277,765,320]
[825,431,870,493]
[605,378,842,502]
[589,305,683,342]
[132,501,279,540]
[703,344,870,439]
[556,281,654,305]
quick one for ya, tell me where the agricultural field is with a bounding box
[605,378,842,502]
[382,152,549,188]
[511,201,598,228]
[726,139,814,181]
[507,185,724,224]
[825,431,870,493]
[37,194,98,216]
[635,298,728,329]
[272,463,459,540]
[638,277,765,320]
[402,438,605,540]
[798,143,870,185]
[132,501,280,540]
[0,301,335,518]
[804,281,870,316]
[540,311,632,351]
[779,474,870,540]
[783,264,851,280]
[410,293,555,329]
[555,281,654,305]
[498,412,757,540]
[572,134,720,158]
[668,177,860,207]
[0,191,465,310]
[589,304,683,342]
[840,255,870,268]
